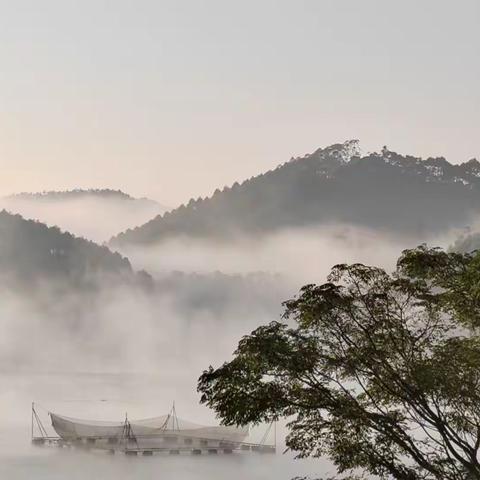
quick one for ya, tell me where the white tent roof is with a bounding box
[50,412,249,442]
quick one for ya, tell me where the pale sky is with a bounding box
[0,0,478,206]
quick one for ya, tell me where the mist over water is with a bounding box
[0,0,477,475]
[0,372,327,480]
[120,224,460,285]
[0,221,464,479]
[1,447,323,480]
[1,224,460,371]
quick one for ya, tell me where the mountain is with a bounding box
[0,209,290,370]
[0,209,282,307]
[0,210,135,289]
[1,189,167,243]
[110,140,480,247]
[7,188,153,202]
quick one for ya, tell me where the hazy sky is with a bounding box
[0,0,478,205]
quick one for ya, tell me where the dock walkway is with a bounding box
[32,435,276,456]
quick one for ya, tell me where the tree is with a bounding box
[198,246,480,479]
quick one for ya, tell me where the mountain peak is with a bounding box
[463,158,480,169]
[302,140,361,164]
[110,141,480,247]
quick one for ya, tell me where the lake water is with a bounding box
[0,372,329,480]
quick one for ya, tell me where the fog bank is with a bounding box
[0,195,166,243]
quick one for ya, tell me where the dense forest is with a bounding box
[111,141,480,247]
[0,210,134,288]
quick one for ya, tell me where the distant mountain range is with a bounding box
[1,189,168,243]
[110,140,480,247]
[6,188,156,203]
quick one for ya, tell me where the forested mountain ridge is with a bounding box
[111,140,480,247]
[0,210,134,287]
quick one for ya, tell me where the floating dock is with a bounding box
[31,434,276,455]
[31,402,276,456]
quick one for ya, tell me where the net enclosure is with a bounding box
[50,412,249,447]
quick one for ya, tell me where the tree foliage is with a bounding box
[198,246,480,479]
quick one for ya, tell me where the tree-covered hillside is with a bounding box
[111,140,480,247]
[0,210,133,287]
[0,210,284,314]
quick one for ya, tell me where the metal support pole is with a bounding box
[274,420,276,450]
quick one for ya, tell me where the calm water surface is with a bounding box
[0,372,327,479]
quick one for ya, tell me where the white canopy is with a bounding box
[50,412,249,443]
